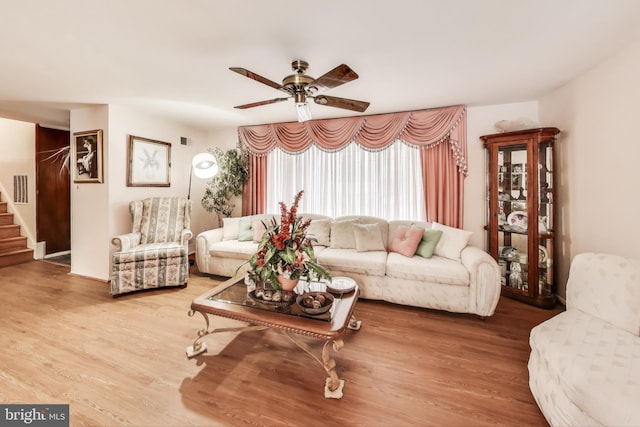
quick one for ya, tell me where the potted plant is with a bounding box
[201,147,250,227]
[245,190,332,291]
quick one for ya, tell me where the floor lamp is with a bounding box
[187,152,219,200]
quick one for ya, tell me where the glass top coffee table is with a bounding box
[186,276,361,399]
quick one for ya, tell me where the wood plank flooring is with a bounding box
[0,261,561,426]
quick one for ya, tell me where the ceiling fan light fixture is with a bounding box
[296,102,312,122]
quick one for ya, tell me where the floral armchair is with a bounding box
[110,197,193,296]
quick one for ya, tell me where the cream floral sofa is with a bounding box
[196,214,501,318]
[528,252,640,426]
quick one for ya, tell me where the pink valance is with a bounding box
[238,105,467,175]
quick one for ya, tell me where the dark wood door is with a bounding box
[36,125,71,255]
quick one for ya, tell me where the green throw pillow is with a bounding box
[238,218,254,242]
[415,229,443,258]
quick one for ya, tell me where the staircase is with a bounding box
[0,193,34,268]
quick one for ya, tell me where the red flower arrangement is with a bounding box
[247,190,331,290]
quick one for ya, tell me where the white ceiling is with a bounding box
[1,0,640,131]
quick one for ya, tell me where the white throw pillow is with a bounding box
[353,223,386,252]
[329,219,359,249]
[222,217,241,241]
[307,219,331,246]
[432,222,472,261]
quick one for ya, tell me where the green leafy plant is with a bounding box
[201,147,250,226]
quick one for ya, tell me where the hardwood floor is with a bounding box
[0,261,561,426]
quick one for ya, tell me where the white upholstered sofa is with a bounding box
[195,214,501,318]
[528,252,640,426]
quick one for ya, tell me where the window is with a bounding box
[266,141,426,220]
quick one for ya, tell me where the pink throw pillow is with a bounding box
[388,225,423,257]
[252,220,267,242]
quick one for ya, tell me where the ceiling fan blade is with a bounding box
[313,95,370,112]
[234,97,290,109]
[229,67,290,94]
[309,64,359,92]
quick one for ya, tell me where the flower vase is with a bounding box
[276,275,300,292]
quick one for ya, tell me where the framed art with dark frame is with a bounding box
[127,135,171,187]
[72,130,103,183]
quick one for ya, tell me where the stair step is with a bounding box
[0,248,33,268]
[0,201,6,213]
[0,236,27,252]
[0,225,20,239]
[0,213,14,226]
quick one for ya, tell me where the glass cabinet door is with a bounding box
[537,140,553,297]
[496,144,529,294]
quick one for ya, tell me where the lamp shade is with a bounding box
[192,152,219,179]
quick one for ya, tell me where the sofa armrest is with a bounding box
[195,228,225,273]
[180,229,194,246]
[197,228,224,245]
[111,232,141,252]
[567,252,640,336]
[461,245,501,317]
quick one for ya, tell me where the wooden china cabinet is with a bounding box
[481,127,559,308]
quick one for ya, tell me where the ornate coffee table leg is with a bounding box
[186,309,265,358]
[284,332,345,399]
[186,309,210,357]
[322,339,345,399]
[348,315,361,330]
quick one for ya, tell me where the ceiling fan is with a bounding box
[230,60,370,122]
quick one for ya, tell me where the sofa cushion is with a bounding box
[415,229,443,259]
[238,218,254,242]
[222,217,241,240]
[530,309,640,427]
[388,225,423,257]
[432,222,472,261]
[386,252,470,286]
[307,219,331,247]
[138,197,188,244]
[353,223,386,252]
[317,248,386,276]
[112,242,187,263]
[252,219,267,241]
[330,219,359,249]
[209,240,259,259]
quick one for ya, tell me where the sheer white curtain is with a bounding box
[266,141,426,220]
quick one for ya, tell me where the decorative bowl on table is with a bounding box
[296,291,334,315]
[249,288,296,307]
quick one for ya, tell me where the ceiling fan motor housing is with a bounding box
[282,59,319,101]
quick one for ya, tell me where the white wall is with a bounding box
[191,127,245,231]
[464,102,540,248]
[539,38,640,298]
[70,106,110,279]
[70,105,211,281]
[0,118,36,250]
